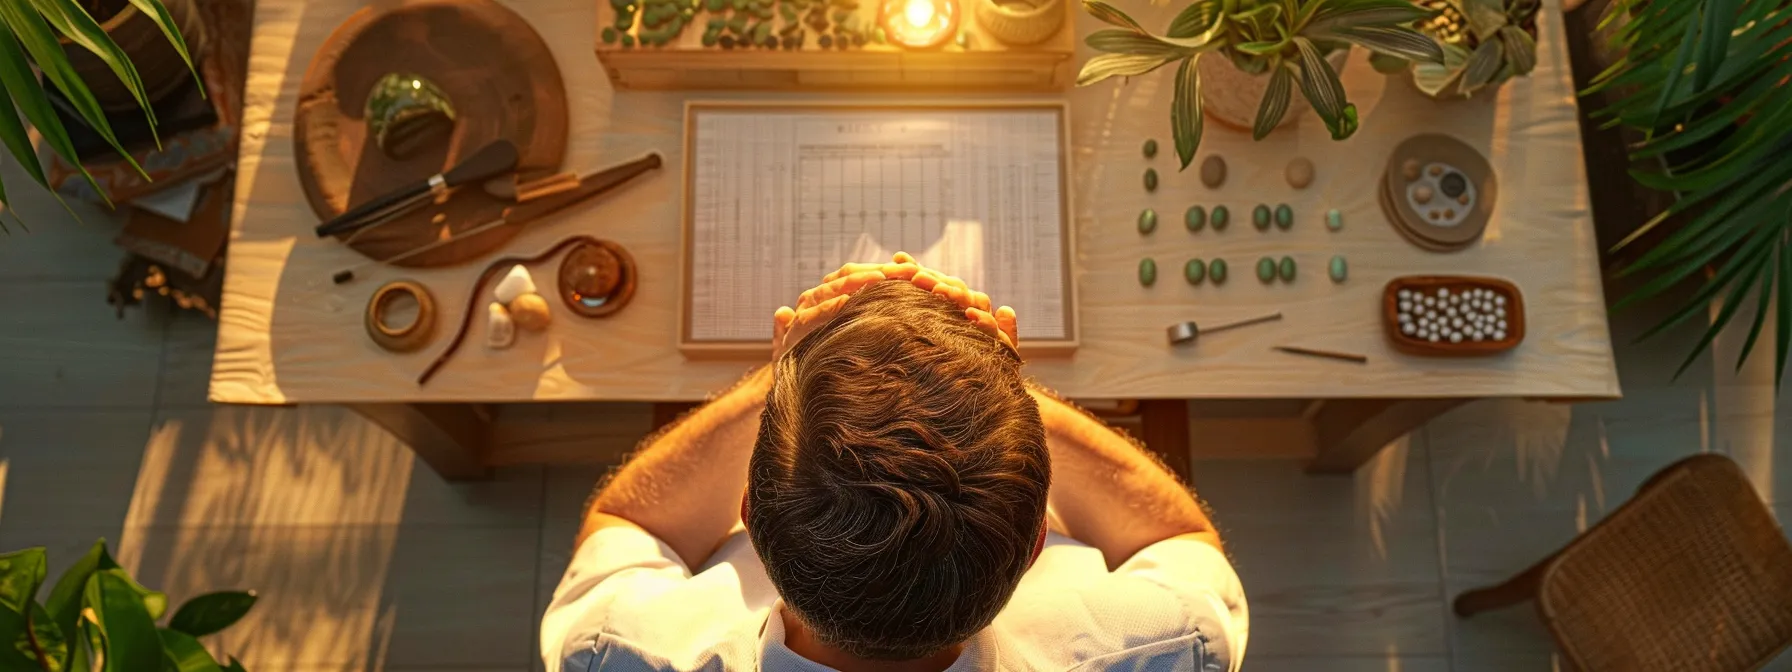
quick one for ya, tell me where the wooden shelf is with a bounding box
[593,0,1075,90]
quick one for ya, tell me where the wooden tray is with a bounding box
[294,0,568,267]
[1382,275,1525,356]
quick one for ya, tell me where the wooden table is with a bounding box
[215,0,1619,480]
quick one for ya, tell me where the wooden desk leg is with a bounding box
[344,402,493,481]
[1306,398,1468,474]
[1138,399,1192,483]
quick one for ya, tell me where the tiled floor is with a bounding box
[4,167,1791,670]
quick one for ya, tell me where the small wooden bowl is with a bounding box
[1383,275,1525,356]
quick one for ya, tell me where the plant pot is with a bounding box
[62,0,209,114]
[1198,47,1349,132]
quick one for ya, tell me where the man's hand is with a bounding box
[773,252,1020,360]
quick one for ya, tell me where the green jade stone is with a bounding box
[1256,257,1276,283]
[1144,168,1158,192]
[1278,256,1296,281]
[1274,204,1293,230]
[1138,258,1158,286]
[1209,258,1229,284]
[602,26,619,42]
[1211,205,1230,231]
[1184,205,1205,232]
[1184,258,1206,285]
[1143,139,1158,158]
[1329,255,1347,283]
[1326,208,1343,231]
[1138,209,1157,234]
[1252,204,1271,231]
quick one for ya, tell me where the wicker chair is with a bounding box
[1453,454,1792,671]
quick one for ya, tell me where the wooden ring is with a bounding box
[365,280,437,352]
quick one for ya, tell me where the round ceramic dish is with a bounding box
[973,0,1062,46]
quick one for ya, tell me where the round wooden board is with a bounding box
[294,0,568,267]
[1380,133,1496,252]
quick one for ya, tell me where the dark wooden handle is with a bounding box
[314,179,435,237]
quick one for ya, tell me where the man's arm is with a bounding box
[578,366,772,567]
[1026,384,1221,568]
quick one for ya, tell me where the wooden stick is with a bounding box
[1273,345,1368,364]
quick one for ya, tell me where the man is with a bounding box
[542,254,1248,671]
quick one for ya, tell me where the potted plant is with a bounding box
[0,0,199,230]
[1369,0,1539,98]
[1585,0,1792,382]
[1,541,257,670]
[1077,0,1447,169]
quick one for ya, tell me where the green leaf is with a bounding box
[1413,42,1469,95]
[24,602,69,672]
[167,592,256,639]
[1321,25,1445,63]
[1459,0,1508,42]
[1497,26,1535,75]
[1369,51,1409,72]
[124,0,201,94]
[1691,0,1739,92]
[1292,37,1355,139]
[1075,52,1180,86]
[1171,55,1204,170]
[1234,40,1288,55]
[1167,0,1224,38]
[1734,245,1778,373]
[1647,16,1702,126]
[1086,29,1192,56]
[0,1,147,181]
[84,571,161,672]
[1458,37,1504,94]
[46,542,110,650]
[25,0,158,133]
[220,657,244,672]
[156,629,221,672]
[0,548,47,613]
[0,22,104,207]
[1082,0,1145,32]
[1305,2,1437,34]
[1670,248,1774,380]
[1253,62,1293,140]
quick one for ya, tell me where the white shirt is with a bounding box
[542,522,1249,671]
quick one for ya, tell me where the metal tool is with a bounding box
[330,152,664,284]
[314,140,520,238]
[1166,311,1283,346]
[1272,345,1368,364]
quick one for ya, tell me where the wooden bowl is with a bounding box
[1383,275,1524,356]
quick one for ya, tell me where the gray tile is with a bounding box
[0,280,163,408]
[159,313,219,408]
[0,160,130,283]
[130,406,543,527]
[0,409,152,528]
[1244,656,1449,672]
[1194,441,1446,658]
[124,523,539,670]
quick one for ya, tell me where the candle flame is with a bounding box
[904,0,934,27]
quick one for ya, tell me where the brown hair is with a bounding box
[747,280,1050,661]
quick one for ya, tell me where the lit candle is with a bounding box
[881,0,958,48]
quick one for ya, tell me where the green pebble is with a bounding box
[1209,258,1228,284]
[1253,204,1271,231]
[1139,258,1158,286]
[1184,258,1206,285]
[602,26,619,42]
[1278,255,1296,282]
[1144,168,1158,192]
[1329,255,1347,283]
[1212,205,1229,231]
[1184,205,1205,232]
[1326,208,1343,231]
[1256,257,1276,283]
[1138,209,1157,234]
[872,26,886,42]
[621,33,636,46]
[702,30,719,45]
[1275,203,1293,230]
[1143,139,1158,158]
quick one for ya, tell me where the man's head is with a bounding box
[747,280,1049,661]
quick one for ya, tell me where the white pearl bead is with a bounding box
[1493,330,1507,341]
[1399,313,1412,323]
[1496,307,1507,318]
[1428,334,1440,343]
[1451,317,1464,328]
[1497,319,1507,330]
[1402,323,1416,335]
[1495,295,1507,306]
[1471,330,1484,341]
[1399,289,1412,300]
[1400,301,1412,312]
[1445,306,1458,317]
[1438,288,1449,298]
[1425,297,1437,307]
[1449,332,1463,343]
